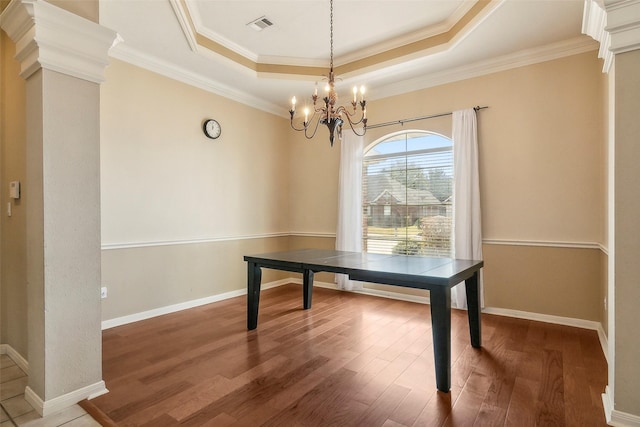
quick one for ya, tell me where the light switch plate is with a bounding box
[9,181,20,199]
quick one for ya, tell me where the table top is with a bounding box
[244,249,483,289]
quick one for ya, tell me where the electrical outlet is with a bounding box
[101,287,108,299]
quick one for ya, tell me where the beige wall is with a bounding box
[100,60,292,320]
[102,237,290,320]
[3,43,604,332]
[101,51,606,328]
[291,52,605,243]
[101,60,291,245]
[483,244,602,321]
[288,133,341,235]
[0,29,28,357]
[384,54,605,244]
[288,51,606,322]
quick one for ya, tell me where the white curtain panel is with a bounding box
[336,129,364,291]
[452,109,483,309]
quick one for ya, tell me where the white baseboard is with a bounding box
[101,278,608,365]
[25,381,108,417]
[603,386,615,424]
[603,386,640,426]
[101,279,291,330]
[0,343,29,375]
[596,323,609,363]
[482,307,608,361]
[481,306,602,330]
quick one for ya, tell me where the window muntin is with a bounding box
[363,131,453,257]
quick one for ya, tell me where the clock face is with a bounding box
[203,119,221,139]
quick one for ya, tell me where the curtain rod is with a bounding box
[367,105,488,129]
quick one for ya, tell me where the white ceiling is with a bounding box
[99,0,598,117]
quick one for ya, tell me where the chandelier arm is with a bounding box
[290,122,306,132]
[291,105,328,131]
[343,116,367,137]
[349,115,366,126]
[290,116,307,132]
[336,106,366,126]
[304,115,324,139]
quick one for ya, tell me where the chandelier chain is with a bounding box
[329,0,334,71]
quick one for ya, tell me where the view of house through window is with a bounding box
[363,131,454,257]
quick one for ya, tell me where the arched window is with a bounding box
[362,130,453,257]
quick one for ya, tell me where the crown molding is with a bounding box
[258,1,484,68]
[605,0,640,53]
[166,0,498,78]
[339,1,478,66]
[0,0,119,82]
[583,0,614,72]
[371,36,598,101]
[110,34,597,119]
[168,0,198,53]
[183,1,480,69]
[108,43,287,117]
[184,0,259,63]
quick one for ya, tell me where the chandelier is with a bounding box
[289,0,368,146]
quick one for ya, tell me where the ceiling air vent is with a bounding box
[247,16,274,32]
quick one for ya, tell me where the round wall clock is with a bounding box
[203,119,221,139]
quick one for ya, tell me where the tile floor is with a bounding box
[1,354,100,427]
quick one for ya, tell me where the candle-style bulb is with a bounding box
[352,86,358,103]
[304,107,309,123]
[314,83,318,96]
[360,86,366,101]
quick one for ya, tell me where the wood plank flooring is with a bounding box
[91,284,608,426]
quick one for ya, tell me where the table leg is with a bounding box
[247,262,262,330]
[303,269,314,309]
[430,287,451,393]
[465,271,482,348]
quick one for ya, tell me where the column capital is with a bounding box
[0,0,119,82]
[605,0,640,54]
[583,0,614,72]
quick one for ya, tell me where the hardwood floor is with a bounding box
[91,284,608,426]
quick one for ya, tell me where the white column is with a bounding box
[584,0,640,423]
[606,0,640,420]
[0,0,117,416]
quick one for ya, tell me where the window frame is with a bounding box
[362,129,454,258]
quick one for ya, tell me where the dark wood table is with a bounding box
[244,248,483,393]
